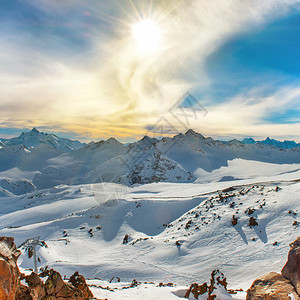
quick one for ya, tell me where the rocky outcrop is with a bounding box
[246,272,299,299]
[184,282,208,298]
[184,270,229,299]
[44,269,88,299]
[15,270,94,300]
[0,236,94,300]
[247,236,300,299]
[69,271,93,299]
[24,272,46,299]
[282,236,300,294]
[0,237,21,300]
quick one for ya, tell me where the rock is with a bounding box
[0,236,93,300]
[44,269,88,300]
[69,271,93,299]
[249,217,258,228]
[123,234,129,244]
[25,272,46,299]
[245,208,255,215]
[15,284,32,300]
[44,270,66,296]
[282,236,300,295]
[209,270,228,298]
[184,270,229,299]
[184,282,208,298]
[185,220,192,229]
[231,215,238,226]
[246,272,300,299]
[0,236,21,300]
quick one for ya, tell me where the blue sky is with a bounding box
[0,0,300,142]
[203,9,300,101]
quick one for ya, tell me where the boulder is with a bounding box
[15,284,32,300]
[282,236,300,294]
[69,271,93,299]
[249,217,258,228]
[246,272,300,299]
[25,272,46,299]
[0,236,21,300]
[44,269,88,300]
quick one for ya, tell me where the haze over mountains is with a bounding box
[0,128,299,196]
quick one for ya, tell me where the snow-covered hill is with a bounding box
[1,170,300,299]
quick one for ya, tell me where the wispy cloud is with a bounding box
[169,84,300,141]
[0,0,299,140]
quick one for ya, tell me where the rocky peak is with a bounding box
[31,128,39,134]
[185,129,205,139]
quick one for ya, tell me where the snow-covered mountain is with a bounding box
[33,137,194,189]
[242,136,300,149]
[0,128,85,152]
[157,129,300,173]
[0,128,300,194]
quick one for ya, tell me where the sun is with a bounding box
[131,19,161,54]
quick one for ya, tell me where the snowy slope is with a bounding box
[0,178,35,195]
[0,143,63,177]
[195,158,300,183]
[0,168,300,299]
[0,129,300,192]
[33,138,128,189]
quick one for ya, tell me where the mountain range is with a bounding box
[1,128,300,299]
[0,128,299,195]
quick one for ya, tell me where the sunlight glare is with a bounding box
[132,19,161,54]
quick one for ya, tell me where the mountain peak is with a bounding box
[185,129,197,135]
[31,127,40,134]
[242,137,256,144]
[106,137,119,143]
[185,129,204,139]
[4,128,85,152]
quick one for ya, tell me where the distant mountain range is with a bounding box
[0,128,85,152]
[241,136,300,149]
[0,128,299,194]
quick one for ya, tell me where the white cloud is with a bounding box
[168,84,300,141]
[0,0,299,139]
